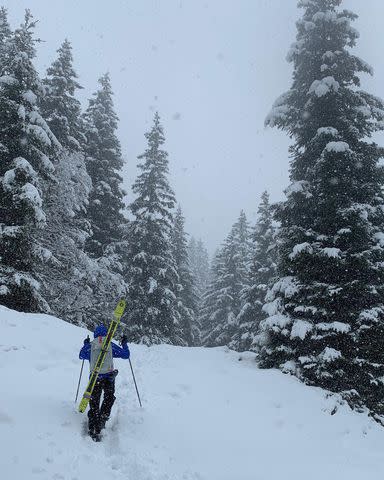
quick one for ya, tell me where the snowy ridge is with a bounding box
[2,306,384,480]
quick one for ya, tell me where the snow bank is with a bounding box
[2,306,384,480]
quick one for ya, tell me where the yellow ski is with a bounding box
[78,300,126,413]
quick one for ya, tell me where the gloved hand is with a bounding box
[84,336,90,345]
[121,334,128,345]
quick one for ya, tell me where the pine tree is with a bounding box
[171,206,197,346]
[203,211,251,347]
[188,237,210,301]
[260,0,384,418]
[0,7,11,69]
[41,39,83,150]
[199,248,224,342]
[35,149,125,328]
[0,10,59,312]
[36,37,109,325]
[83,73,125,257]
[234,192,277,352]
[188,237,210,344]
[124,113,182,345]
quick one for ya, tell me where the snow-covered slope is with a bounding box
[2,306,384,480]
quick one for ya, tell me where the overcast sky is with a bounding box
[3,0,384,253]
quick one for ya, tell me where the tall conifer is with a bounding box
[171,206,197,346]
[124,113,181,345]
[261,0,384,417]
[203,211,251,347]
[0,11,59,311]
[83,73,125,257]
[235,192,277,352]
[41,39,83,150]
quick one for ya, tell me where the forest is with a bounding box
[2,0,384,426]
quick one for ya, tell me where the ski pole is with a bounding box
[129,358,142,408]
[75,335,89,403]
[75,360,85,403]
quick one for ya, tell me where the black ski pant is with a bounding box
[88,376,116,435]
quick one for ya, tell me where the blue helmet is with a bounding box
[94,325,107,338]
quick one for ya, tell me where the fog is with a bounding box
[3,0,384,252]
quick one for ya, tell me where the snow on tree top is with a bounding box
[308,77,339,97]
[290,319,312,340]
[19,183,46,225]
[13,272,40,289]
[320,248,342,258]
[2,157,38,189]
[262,297,282,317]
[27,124,52,147]
[0,75,17,85]
[320,347,342,363]
[316,127,338,137]
[317,322,351,333]
[281,360,297,373]
[285,180,312,198]
[17,104,26,121]
[148,277,158,294]
[265,276,300,301]
[22,90,37,105]
[289,242,313,259]
[0,285,9,295]
[286,39,305,62]
[262,313,291,330]
[265,91,291,127]
[355,57,374,76]
[39,153,55,174]
[374,232,384,247]
[325,141,350,153]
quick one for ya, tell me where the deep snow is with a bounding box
[2,306,384,480]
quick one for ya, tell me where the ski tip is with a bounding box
[114,299,126,317]
[118,299,126,309]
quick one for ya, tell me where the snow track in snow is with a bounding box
[2,306,384,480]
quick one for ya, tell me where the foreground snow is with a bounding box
[2,307,384,480]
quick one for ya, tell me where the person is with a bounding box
[79,325,130,440]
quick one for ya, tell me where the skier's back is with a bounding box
[79,325,130,441]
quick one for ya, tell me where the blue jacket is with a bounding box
[79,341,130,361]
[79,325,130,378]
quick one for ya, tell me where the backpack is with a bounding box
[90,336,114,374]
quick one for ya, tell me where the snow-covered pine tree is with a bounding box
[37,42,125,327]
[0,7,11,67]
[199,248,224,342]
[260,0,384,417]
[203,211,251,348]
[188,237,210,344]
[83,73,126,258]
[35,148,125,328]
[0,10,59,312]
[41,39,83,150]
[234,192,277,352]
[124,113,182,345]
[171,206,197,346]
[188,237,210,302]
